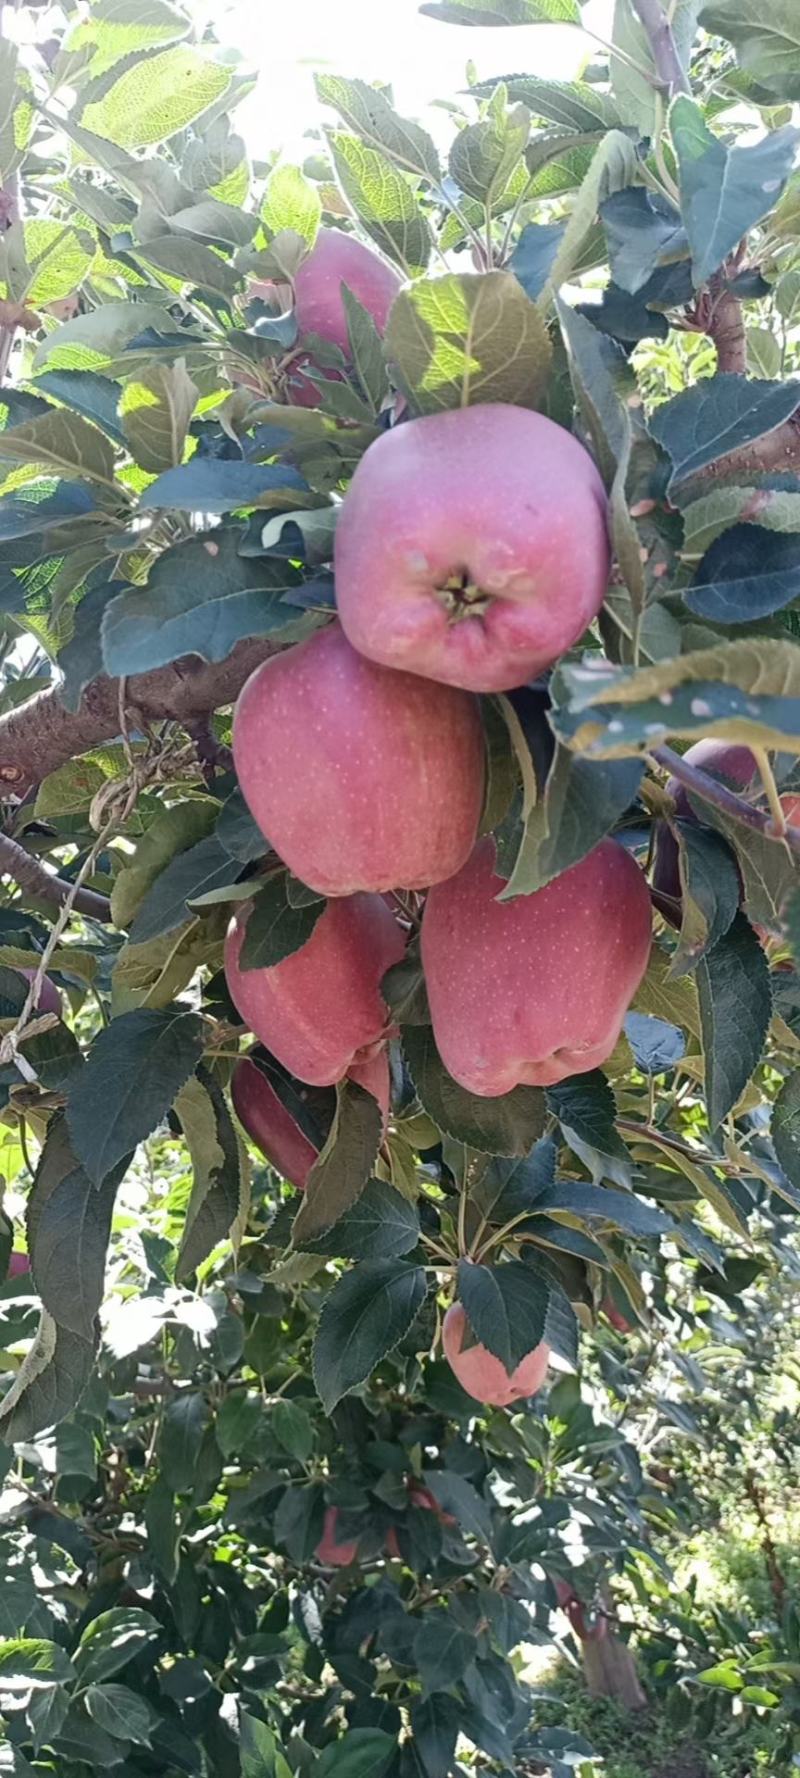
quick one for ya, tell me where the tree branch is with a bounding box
[650,744,800,854]
[0,634,288,794]
[708,289,746,375]
[0,831,112,920]
[631,0,691,95]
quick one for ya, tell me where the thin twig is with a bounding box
[650,746,800,857]
[631,0,691,95]
[0,831,112,919]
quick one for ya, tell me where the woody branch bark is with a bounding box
[0,831,111,919]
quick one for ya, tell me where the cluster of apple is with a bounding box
[226,229,659,1412]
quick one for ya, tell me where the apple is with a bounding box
[421,836,652,1095]
[232,1043,391,1185]
[442,1302,551,1407]
[231,1056,321,1188]
[601,1296,632,1334]
[294,228,402,356]
[334,403,610,693]
[15,967,62,1018]
[315,1506,359,1567]
[224,893,404,1086]
[232,624,485,896]
[7,1252,30,1279]
[653,740,758,905]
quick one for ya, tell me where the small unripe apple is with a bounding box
[15,968,62,1018]
[315,1505,359,1566]
[335,404,610,693]
[294,228,402,355]
[421,837,652,1094]
[232,1043,391,1185]
[653,740,758,905]
[232,625,485,896]
[225,894,404,1086]
[442,1302,550,1407]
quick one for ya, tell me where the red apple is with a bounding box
[231,1056,320,1188]
[421,837,652,1095]
[15,967,62,1018]
[384,1525,402,1559]
[334,404,610,693]
[7,1252,30,1278]
[653,740,758,905]
[294,228,402,355]
[315,1506,359,1567]
[232,625,485,896]
[224,894,404,1086]
[601,1296,632,1334]
[442,1302,550,1407]
[232,1043,391,1186]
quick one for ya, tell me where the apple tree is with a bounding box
[1,0,800,1772]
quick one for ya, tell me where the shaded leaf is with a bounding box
[547,1070,632,1186]
[649,374,800,491]
[313,1259,427,1413]
[670,96,798,287]
[66,1006,205,1184]
[292,1079,383,1245]
[457,1257,551,1370]
[697,912,771,1129]
[175,1068,247,1279]
[404,1023,546,1157]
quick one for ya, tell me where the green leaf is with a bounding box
[328,133,432,276]
[0,410,116,488]
[449,97,530,205]
[671,822,741,976]
[292,1079,383,1246]
[386,269,552,414]
[547,1071,633,1187]
[404,1023,546,1157]
[315,75,441,183]
[600,185,686,296]
[66,1006,205,1185]
[698,0,800,103]
[102,530,316,676]
[342,286,390,410]
[119,360,197,474]
[551,638,800,758]
[534,1177,671,1235]
[0,1312,97,1441]
[28,1683,70,1754]
[241,1710,293,1778]
[686,524,800,625]
[498,739,643,899]
[414,1614,475,1695]
[239,875,325,970]
[0,1638,75,1696]
[175,1068,246,1279]
[649,375,800,492]
[0,42,33,184]
[62,0,190,79]
[409,1693,462,1778]
[316,1731,396,1778]
[159,1392,210,1492]
[53,1700,128,1765]
[300,1177,420,1260]
[478,75,620,133]
[33,299,173,372]
[272,1397,314,1462]
[85,1683,156,1747]
[79,45,230,147]
[312,1259,427,1413]
[262,164,321,245]
[670,97,798,287]
[144,1476,179,1581]
[5,221,94,308]
[26,1116,128,1339]
[697,913,771,1129]
[457,1257,551,1369]
[140,460,309,514]
[420,0,580,21]
[73,1608,160,1686]
[537,131,638,306]
[129,835,239,943]
[111,799,216,928]
[773,1069,800,1191]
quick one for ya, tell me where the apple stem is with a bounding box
[649,745,800,857]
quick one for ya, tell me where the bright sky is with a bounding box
[216,0,615,161]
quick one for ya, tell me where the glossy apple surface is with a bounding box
[315,1506,359,1567]
[422,836,652,1094]
[335,404,610,692]
[653,740,759,905]
[232,625,485,896]
[294,228,402,354]
[443,1302,551,1407]
[225,893,404,1086]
